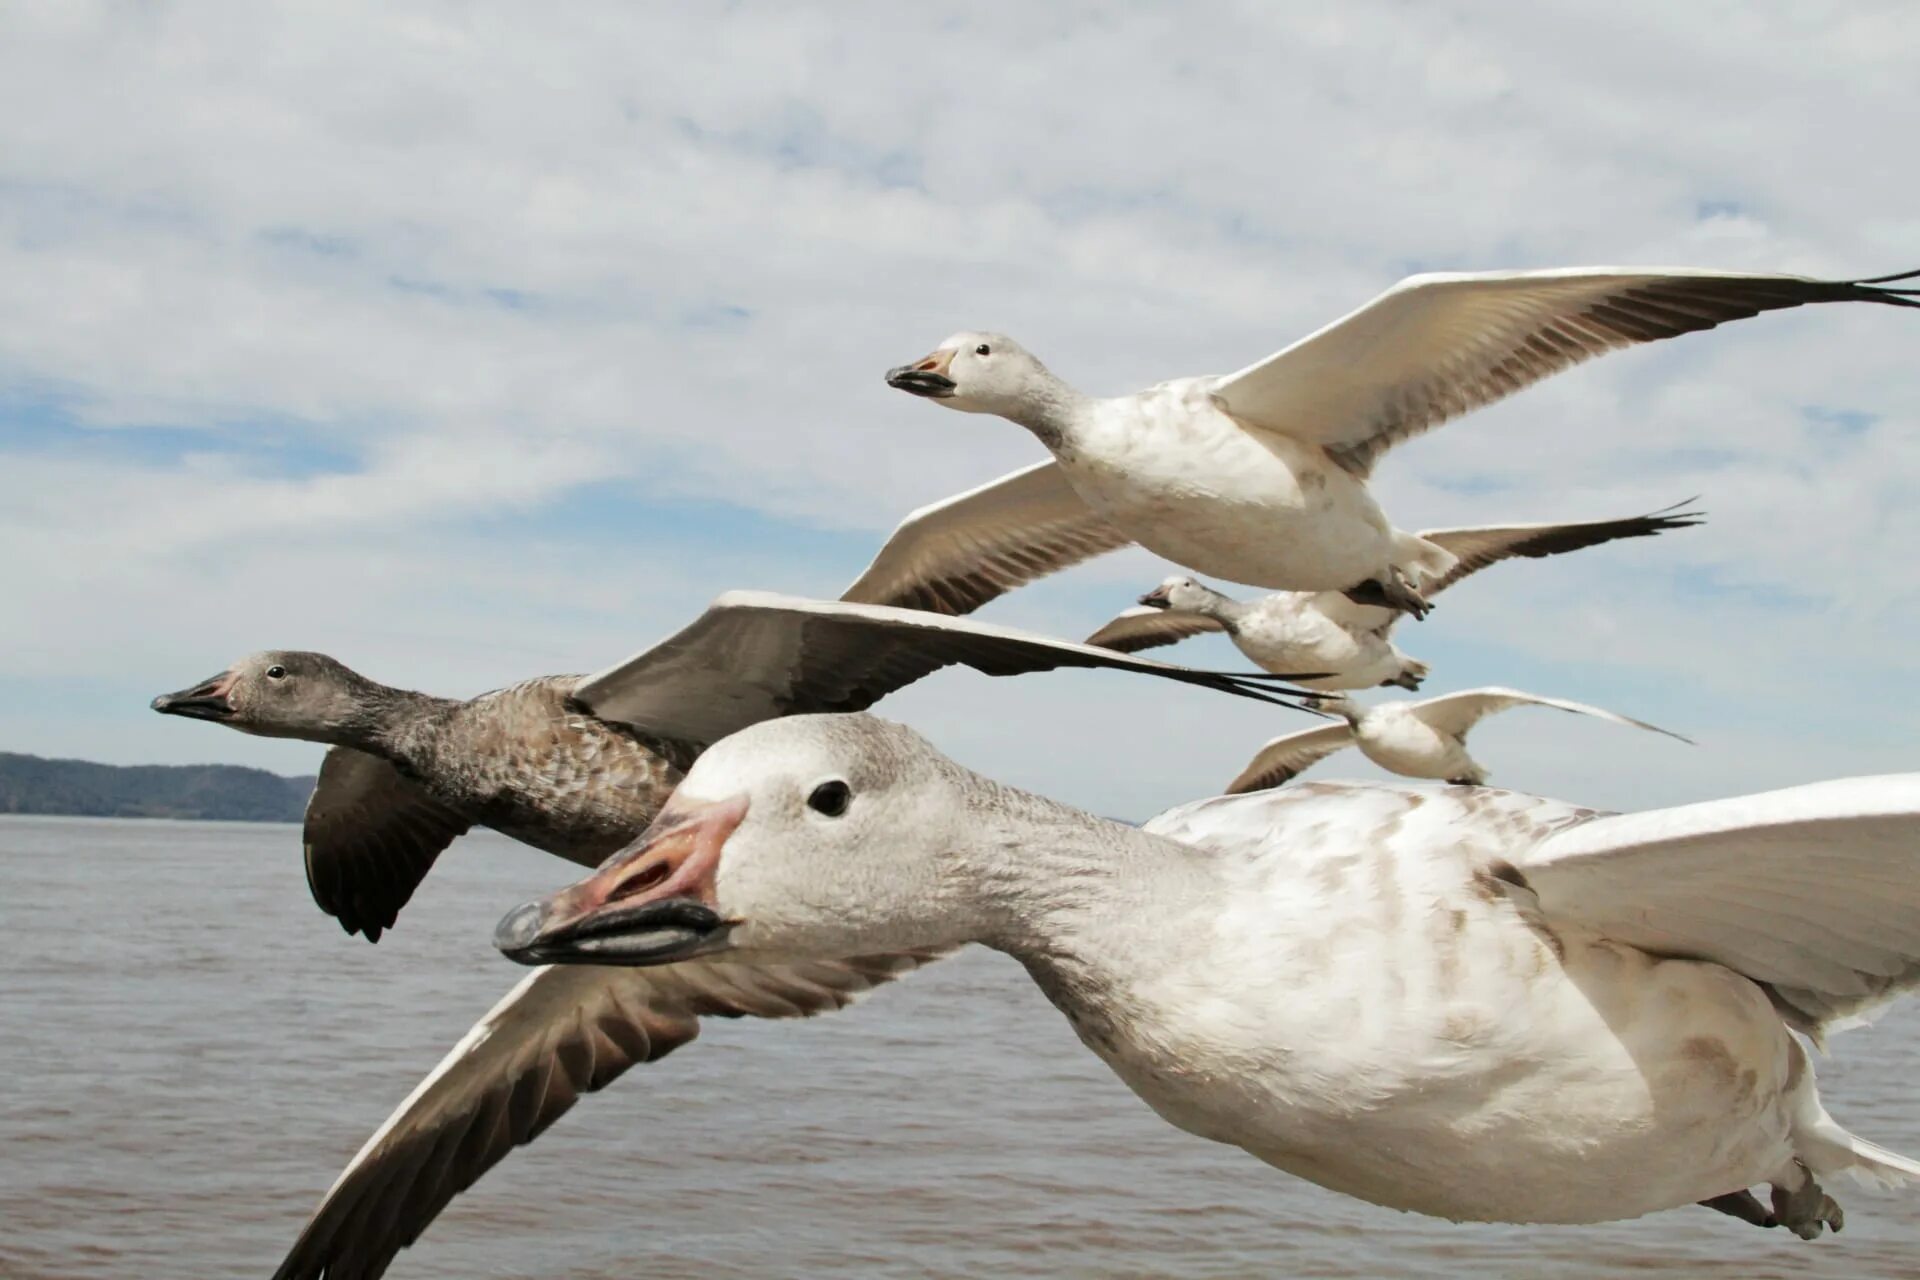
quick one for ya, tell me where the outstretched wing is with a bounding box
[1224,722,1357,793]
[1416,501,1703,595]
[272,950,947,1280]
[1521,775,1920,1034]
[1083,605,1228,654]
[1209,267,1920,475]
[574,592,1316,754]
[302,748,472,943]
[1407,686,1689,744]
[839,460,1131,615]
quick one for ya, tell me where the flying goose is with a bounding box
[1226,687,1689,791]
[152,593,1310,942]
[268,714,1920,1276]
[886,266,1919,615]
[1087,503,1702,689]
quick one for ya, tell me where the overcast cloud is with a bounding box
[3,1,1917,820]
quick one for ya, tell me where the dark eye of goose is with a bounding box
[974,343,991,356]
[265,665,287,680]
[807,780,851,817]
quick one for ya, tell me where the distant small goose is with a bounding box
[153,593,1309,941]
[1087,503,1701,690]
[886,266,1918,614]
[267,715,1920,1277]
[1227,687,1689,791]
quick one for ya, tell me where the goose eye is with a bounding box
[807,780,851,817]
[265,665,287,680]
[974,343,991,357]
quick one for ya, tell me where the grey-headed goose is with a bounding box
[153,594,1311,941]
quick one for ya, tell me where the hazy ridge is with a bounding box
[0,751,313,823]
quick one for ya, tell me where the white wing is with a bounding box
[574,592,1313,752]
[839,460,1131,615]
[1209,267,1920,475]
[270,951,946,1280]
[1224,722,1357,793]
[1407,686,1690,743]
[1083,604,1228,654]
[1520,775,1920,1033]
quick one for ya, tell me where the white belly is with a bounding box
[1355,712,1474,781]
[1234,602,1403,689]
[1077,848,1799,1224]
[1059,384,1396,591]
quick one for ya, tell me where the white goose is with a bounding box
[1228,687,1690,791]
[885,266,1919,615]
[272,715,1920,1276]
[1087,503,1701,690]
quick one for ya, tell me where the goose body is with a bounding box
[1032,784,1804,1225]
[887,267,1916,611]
[1057,376,1400,591]
[272,715,1920,1275]
[380,675,676,859]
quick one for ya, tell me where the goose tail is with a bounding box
[1801,1123,1920,1190]
[1793,1057,1920,1189]
[1390,529,1456,589]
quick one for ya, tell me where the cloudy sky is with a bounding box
[3,1,1916,820]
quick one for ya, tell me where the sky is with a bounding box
[2,1,1917,821]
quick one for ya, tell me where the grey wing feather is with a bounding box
[303,748,472,943]
[574,593,1316,753]
[1225,723,1356,793]
[1084,606,1228,654]
[839,461,1132,615]
[270,951,948,1280]
[1418,501,1703,595]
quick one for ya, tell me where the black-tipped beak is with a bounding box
[495,896,725,966]
[1137,588,1171,609]
[885,350,957,398]
[151,672,238,722]
[495,794,748,967]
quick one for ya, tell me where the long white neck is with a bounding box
[948,778,1217,978]
[1190,587,1248,628]
[1004,373,1098,450]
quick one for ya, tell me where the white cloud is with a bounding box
[2,0,1918,817]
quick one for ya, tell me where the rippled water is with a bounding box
[3,814,1918,1279]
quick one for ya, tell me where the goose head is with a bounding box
[1137,574,1216,614]
[151,650,378,741]
[885,331,1061,420]
[496,714,977,967]
[1304,693,1364,725]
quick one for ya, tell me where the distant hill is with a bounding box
[0,751,316,823]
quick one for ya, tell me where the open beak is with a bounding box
[494,794,749,966]
[884,349,957,398]
[1137,587,1172,609]
[150,671,238,722]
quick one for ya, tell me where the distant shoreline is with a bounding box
[0,751,315,824]
[0,810,302,827]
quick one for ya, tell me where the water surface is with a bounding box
[3,815,1916,1278]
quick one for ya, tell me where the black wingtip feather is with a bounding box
[1847,267,1920,286]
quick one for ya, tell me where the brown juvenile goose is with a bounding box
[153,592,1311,942]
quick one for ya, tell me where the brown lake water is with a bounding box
[3,814,1917,1279]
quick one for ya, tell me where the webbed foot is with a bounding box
[1770,1161,1845,1240]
